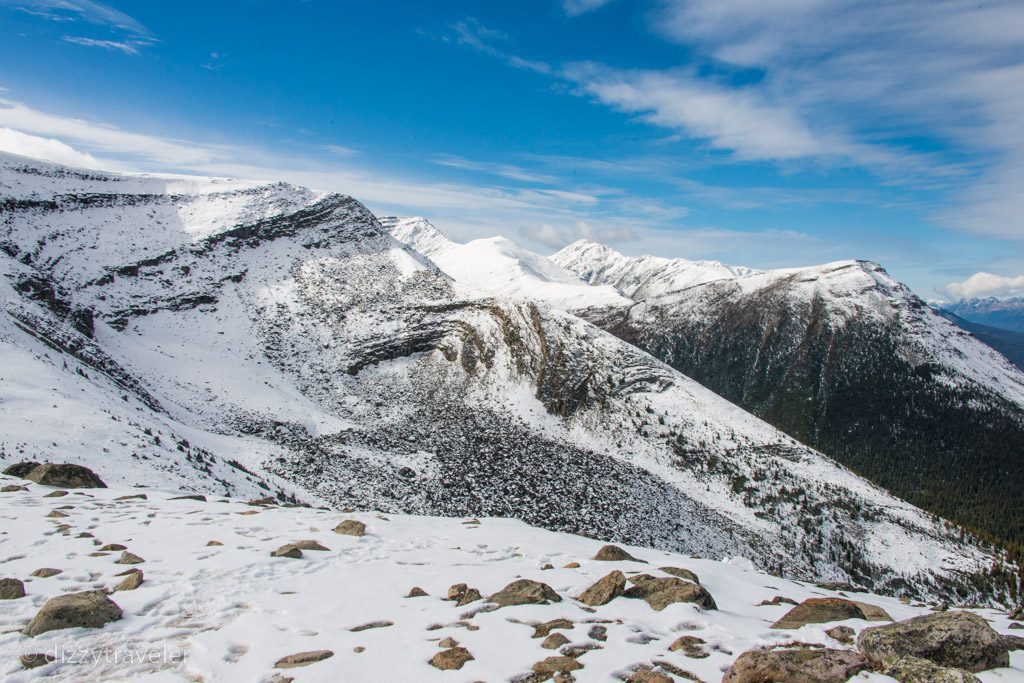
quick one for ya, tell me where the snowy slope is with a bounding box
[383,217,630,310]
[553,239,760,302]
[0,477,1022,682]
[553,240,1024,552]
[0,152,1012,605]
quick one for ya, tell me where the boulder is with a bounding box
[23,590,122,636]
[447,583,469,600]
[170,494,206,502]
[3,461,40,478]
[114,570,143,592]
[99,543,127,551]
[1,484,28,492]
[439,637,459,648]
[532,656,583,673]
[881,655,981,682]
[292,540,329,551]
[489,579,561,607]
[758,595,799,607]
[668,635,708,658]
[271,544,303,559]
[588,625,607,641]
[274,650,334,668]
[854,601,893,621]
[0,577,26,599]
[20,653,55,670]
[576,570,626,606]
[624,574,717,611]
[24,463,106,488]
[407,586,428,598]
[593,545,644,562]
[858,610,1010,673]
[30,568,62,578]
[771,597,869,628]
[456,588,482,606]
[333,519,366,536]
[722,648,870,682]
[628,667,673,683]
[825,625,855,645]
[431,646,473,670]
[533,618,574,638]
[116,551,145,564]
[543,633,571,649]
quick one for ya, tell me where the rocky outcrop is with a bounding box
[0,578,25,599]
[576,570,626,606]
[23,590,122,636]
[857,611,1010,673]
[23,463,106,488]
[880,656,981,682]
[623,574,717,611]
[772,597,888,628]
[488,579,561,607]
[722,648,870,682]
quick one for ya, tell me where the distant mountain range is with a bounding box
[0,152,1019,604]
[943,297,1024,334]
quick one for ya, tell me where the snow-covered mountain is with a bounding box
[381,216,629,310]
[944,297,1024,334]
[553,241,1024,555]
[0,152,1013,605]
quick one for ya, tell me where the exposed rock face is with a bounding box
[23,590,122,636]
[722,648,870,682]
[23,463,106,488]
[0,578,26,599]
[274,650,334,668]
[880,655,981,682]
[430,646,473,670]
[3,462,40,478]
[333,520,366,537]
[659,566,699,583]
[593,545,644,562]
[623,574,717,611]
[858,611,1010,673]
[576,570,626,606]
[771,597,876,628]
[488,579,562,607]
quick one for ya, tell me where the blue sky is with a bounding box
[1,0,1022,299]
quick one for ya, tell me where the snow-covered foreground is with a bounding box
[1,476,1022,682]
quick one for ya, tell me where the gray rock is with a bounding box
[576,570,625,606]
[489,579,561,607]
[113,570,143,592]
[333,519,366,536]
[772,597,871,628]
[722,648,870,682]
[623,574,717,610]
[116,551,145,564]
[542,633,571,649]
[881,655,981,682]
[271,544,303,559]
[825,625,855,645]
[532,618,574,638]
[274,650,334,668]
[24,463,106,488]
[3,461,40,478]
[430,646,473,670]
[23,590,122,636]
[593,545,644,562]
[858,610,1010,673]
[668,634,708,658]
[30,568,62,578]
[0,577,26,599]
[532,655,583,673]
[292,539,329,551]
[659,566,700,583]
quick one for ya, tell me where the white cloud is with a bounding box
[0,127,111,169]
[520,219,639,249]
[8,0,150,35]
[563,0,617,16]
[62,36,140,54]
[941,272,1024,301]
[649,0,1024,239]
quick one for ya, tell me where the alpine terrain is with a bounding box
[551,241,1024,561]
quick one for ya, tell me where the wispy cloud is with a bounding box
[0,126,111,169]
[649,0,1024,239]
[562,0,617,17]
[941,272,1024,301]
[5,0,149,34]
[432,154,558,184]
[62,35,140,54]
